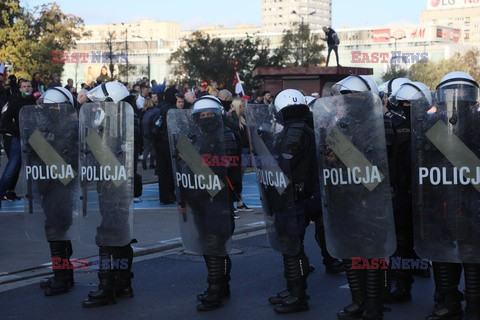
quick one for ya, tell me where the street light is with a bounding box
[390,35,406,64]
[133,35,151,82]
[291,10,316,66]
[120,23,140,83]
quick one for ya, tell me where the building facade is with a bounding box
[62,0,478,87]
[420,0,480,44]
[261,0,331,31]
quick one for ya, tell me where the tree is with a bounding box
[408,51,473,89]
[168,31,281,94]
[381,65,409,82]
[274,23,326,67]
[0,2,87,81]
[0,0,32,79]
[103,31,117,81]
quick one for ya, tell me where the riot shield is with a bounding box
[167,108,233,255]
[245,104,299,256]
[313,92,396,259]
[78,101,134,246]
[412,88,480,263]
[19,103,80,241]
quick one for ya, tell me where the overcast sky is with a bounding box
[19,0,427,30]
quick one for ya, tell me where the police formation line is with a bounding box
[18,71,480,320]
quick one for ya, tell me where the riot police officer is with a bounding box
[323,75,394,320]
[79,82,137,307]
[304,94,345,274]
[378,78,412,106]
[384,81,432,303]
[423,71,480,320]
[168,95,240,311]
[21,87,78,296]
[255,89,317,313]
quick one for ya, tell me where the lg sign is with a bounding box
[428,0,480,9]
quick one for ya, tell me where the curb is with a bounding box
[0,222,266,286]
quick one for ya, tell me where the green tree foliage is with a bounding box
[0,1,87,81]
[381,65,409,82]
[0,0,31,79]
[168,31,281,93]
[408,49,480,89]
[274,23,326,67]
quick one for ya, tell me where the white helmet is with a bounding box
[378,77,412,98]
[305,96,315,106]
[192,95,223,114]
[436,71,479,104]
[436,71,479,90]
[274,89,307,113]
[86,81,130,103]
[332,75,379,96]
[390,82,432,106]
[40,87,74,106]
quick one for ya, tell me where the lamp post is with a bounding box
[390,35,406,64]
[120,23,140,83]
[133,35,151,82]
[291,10,316,66]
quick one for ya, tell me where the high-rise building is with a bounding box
[261,0,331,31]
[420,0,480,43]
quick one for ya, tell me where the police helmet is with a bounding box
[436,71,479,104]
[274,89,306,112]
[378,77,412,98]
[305,95,316,107]
[191,95,223,115]
[86,81,130,103]
[40,87,75,106]
[436,71,479,90]
[389,81,432,106]
[332,75,379,96]
[274,89,309,120]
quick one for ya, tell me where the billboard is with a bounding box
[428,0,480,10]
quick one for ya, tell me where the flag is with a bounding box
[234,72,244,96]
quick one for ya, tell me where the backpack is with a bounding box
[141,107,163,140]
[332,32,340,45]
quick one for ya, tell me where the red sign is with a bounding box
[410,28,426,38]
[372,29,390,43]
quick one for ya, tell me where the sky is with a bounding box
[19,0,427,30]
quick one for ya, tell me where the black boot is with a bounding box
[464,263,480,320]
[363,268,384,320]
[315,219,344,274]
[44,241,74,296]
[269,250,311,305]
[338,260,365,320]
[82,246,117,308]
[115,244,134,299]
[273,254,309,314]
[388,268,413,303]
[196,255,231,311]
[425,262,463,320]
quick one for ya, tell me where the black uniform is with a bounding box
[384,107,416,302]
[267,116,317,314]
[82,98,136,308]
[155,87,177,204]
[23,103,78,296]
[177,112,240,311]
[425,97,480,320]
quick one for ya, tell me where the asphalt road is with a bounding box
[0,227,442,320]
